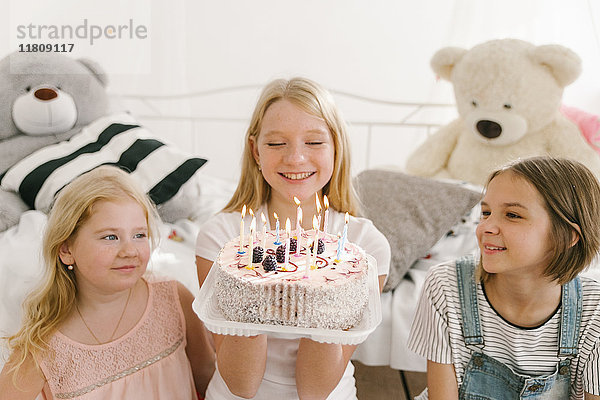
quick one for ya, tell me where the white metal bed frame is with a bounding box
[112,85,456,176]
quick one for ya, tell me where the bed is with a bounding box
[1,86,598,376]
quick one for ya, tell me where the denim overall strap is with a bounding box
[456,255,484,346]
[558,277,582,356]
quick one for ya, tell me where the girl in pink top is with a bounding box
[0,166,215,399]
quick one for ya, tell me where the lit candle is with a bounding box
[311,215,319,270]
[274,212,281,245]
[294,196,302,243]
[315,193,322,222]
[323,195,329,235]
[238,205,247,254]
[295,208,302,257]
[261,212,267,250]
[247,216,256,268]
[284,218,291,271]
[315,193,322,238]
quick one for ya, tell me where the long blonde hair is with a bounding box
[5,166,159,377]
[223,77,360,215]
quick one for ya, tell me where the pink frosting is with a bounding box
[217,230,368,286]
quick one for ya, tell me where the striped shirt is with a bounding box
[408,261,600,398]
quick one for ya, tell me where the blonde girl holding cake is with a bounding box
[0,166,215,400]
[408,157,600,400]
[195,77,391,399]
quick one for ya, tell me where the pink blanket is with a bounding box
[561,104,600,154]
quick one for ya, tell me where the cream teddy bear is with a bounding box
[406,39,600,185]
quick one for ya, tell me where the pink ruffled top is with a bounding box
[37,280,197,400]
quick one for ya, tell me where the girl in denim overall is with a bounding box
[408,156,600,400]
[455,255,579,399]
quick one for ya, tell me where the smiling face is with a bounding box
[250,99,335,207]
[59,198,150,294]
[476,171,554,279]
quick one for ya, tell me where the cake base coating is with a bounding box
[214,230,370,330]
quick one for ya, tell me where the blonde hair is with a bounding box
[477,157,600,285]
[223,77,360,215]
[5,166,159,378]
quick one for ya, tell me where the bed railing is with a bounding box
[111,86,456,180]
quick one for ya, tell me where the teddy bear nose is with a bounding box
[476,120,502,139]
[34,88,58,101]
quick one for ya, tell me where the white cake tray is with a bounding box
[192,254,382,345]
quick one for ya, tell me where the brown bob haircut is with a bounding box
[477,156,600,285]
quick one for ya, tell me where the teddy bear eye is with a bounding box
[503,104,512,109]
[25,86,31,92]
[471,100,478,107]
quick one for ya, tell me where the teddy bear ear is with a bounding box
[77,58,109,87]
[529,45,582,87]
[430,46,468,81]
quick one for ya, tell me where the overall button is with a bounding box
[527,384,541,392]
[473,356,483,367]
[559,365,569,375]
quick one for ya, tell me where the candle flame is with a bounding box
[313,215,319,230]
[241,204,247,218]
[294,196,301,206]
[261,212,267,225]
[274,212,279,220]
[249,208,254,217]
[315,193,321,212]
[285,218,291,234]
[250,216,256,231]
[344,212,349,224]
[324,195,329,210]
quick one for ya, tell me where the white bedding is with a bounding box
[2,172,598,375]
[354,204,481,371]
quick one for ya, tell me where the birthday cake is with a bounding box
[213,229,370,330]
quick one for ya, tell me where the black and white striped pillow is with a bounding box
[0,113,207,212]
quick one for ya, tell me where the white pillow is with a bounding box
[1,112,207,212]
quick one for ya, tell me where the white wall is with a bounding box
[104,0,600,107]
